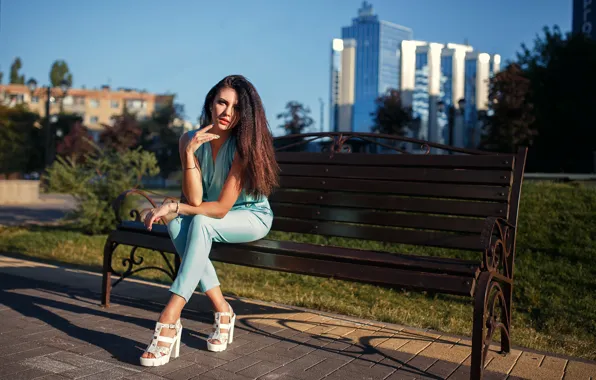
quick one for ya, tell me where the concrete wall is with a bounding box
[0,180,40,204]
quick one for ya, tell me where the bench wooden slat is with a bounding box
[114,223,479,277]
[110,228,174,251]
[240,240,479,277]
[280,164,512,185]
[211,245,475,296]
[270,190,508,218]
[271,203,486,234]
[276,152,515,170]
[271,218,483,251]
[280,176,511,202]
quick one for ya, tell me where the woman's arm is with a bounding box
[145,153,243,230]
[179,153,243,218]
[179,132,203,206]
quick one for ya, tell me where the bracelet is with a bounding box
[184,166,196,170]
[175,201,180,214]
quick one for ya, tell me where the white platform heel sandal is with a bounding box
[207,303,236,352]
[140,319,183,367]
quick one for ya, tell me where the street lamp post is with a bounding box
[27,78,70,168]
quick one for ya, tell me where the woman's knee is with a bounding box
[190,214,214,232]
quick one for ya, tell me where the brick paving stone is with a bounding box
[484,349,522,374]
[236,360,282,379]
[309,348,354,363]
[41,336,86,351]
[322,369,377,380]
[246,348,300,366]
[224,337,253,351]
[46,351,102,367]
[145,359,195,376]
[219,356,263,373]
[399,353,437,373]
[58,361,115,379]
[199,368,252,380]
[198,347,245,362]
[4,346,62,364]
[22,356,78,373]
[445,364,506,380]
[540,355,567,372]
[284,343,316,356]
[75,366,137,380]
[0,362,33,377]
[257,373,302,380]
[423,359,461,379]
[290,357,347,380]
[337,360,397,379]
[0,340,44,356]
[326,363,396,380]
[38,375,70,380]
[261,354,325,379]
[123,373,168,380]
[231,341,274,356]
[509,351,566,380]
[564,360,596,378]
[67,344,103,356]
[240,334,280,347]
[184,352,229,369]
[8,368,52,380]
[270,328,302,340]
[163,363,209,380]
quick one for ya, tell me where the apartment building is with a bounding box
[0,84,174,135]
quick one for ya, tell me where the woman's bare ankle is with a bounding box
[159,309,181,323]
[213,300,230,313]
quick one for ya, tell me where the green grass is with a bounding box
[1,181,595,360]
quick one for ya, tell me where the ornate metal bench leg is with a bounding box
[101,238,116,308]
[501,281,512,354]
[471,272,511,380]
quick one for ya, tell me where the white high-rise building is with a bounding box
[400,40,500,149]
[329,38,356,132]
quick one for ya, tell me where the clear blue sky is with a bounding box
[0,0,571,135]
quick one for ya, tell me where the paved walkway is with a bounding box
[0,255,594,380]
[0,194,76,226]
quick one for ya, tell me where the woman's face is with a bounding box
[211,87,239,131]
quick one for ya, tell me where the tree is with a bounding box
[370,89,413,136]
[516,26,596,172]
[138,99,185,178]
[49,60,73,87]
[56,118,95,163]
[9,57,25,84]
[0,105,40,176]
[100,115,142,153]
[481,64,537,153]
[277,101,314,135]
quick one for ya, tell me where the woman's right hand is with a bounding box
[184,125,219,154]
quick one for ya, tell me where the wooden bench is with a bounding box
[102,132,527,380]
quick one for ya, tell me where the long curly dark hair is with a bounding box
[199,75,279,197]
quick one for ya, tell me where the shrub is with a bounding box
[46,145,159,234]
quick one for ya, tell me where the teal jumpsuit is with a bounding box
[166,132,273,302]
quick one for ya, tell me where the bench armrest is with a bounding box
[479,217,516,278]
[111,189,179,225]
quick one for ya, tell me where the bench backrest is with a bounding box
[269,139,527,252]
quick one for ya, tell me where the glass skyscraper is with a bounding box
[340,2,413,132]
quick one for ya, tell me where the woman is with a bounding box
[140,75,279,366]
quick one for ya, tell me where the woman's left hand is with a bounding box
[144,203,173,231]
